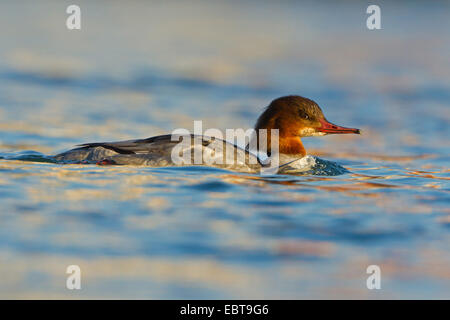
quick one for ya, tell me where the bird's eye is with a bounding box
[298,110,309,120]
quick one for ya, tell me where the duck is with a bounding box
[54,95,360,174]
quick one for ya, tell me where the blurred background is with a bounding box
[0,0,449,298]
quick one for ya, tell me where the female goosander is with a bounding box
[54,96,360,174]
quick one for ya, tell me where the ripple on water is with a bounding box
[187,180,233,192]
[0,151,57,163]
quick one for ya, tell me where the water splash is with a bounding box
[278,155,349,176]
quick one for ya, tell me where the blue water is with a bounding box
[0,1,449,299]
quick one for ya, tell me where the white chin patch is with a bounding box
[298,128,326,137]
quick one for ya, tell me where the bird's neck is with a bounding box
[278,136,306,157]
[252,128,307,157]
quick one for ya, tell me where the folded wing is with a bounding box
[54,134,263,172]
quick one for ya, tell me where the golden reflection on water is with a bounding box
[1,142,449,299]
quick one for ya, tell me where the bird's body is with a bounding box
[54,96,360,174]
[55,134,264,173]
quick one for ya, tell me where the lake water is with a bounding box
[0,1,449,299]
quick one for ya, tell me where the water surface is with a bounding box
[0,1,449,299]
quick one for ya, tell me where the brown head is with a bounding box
[254,95,360,156]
